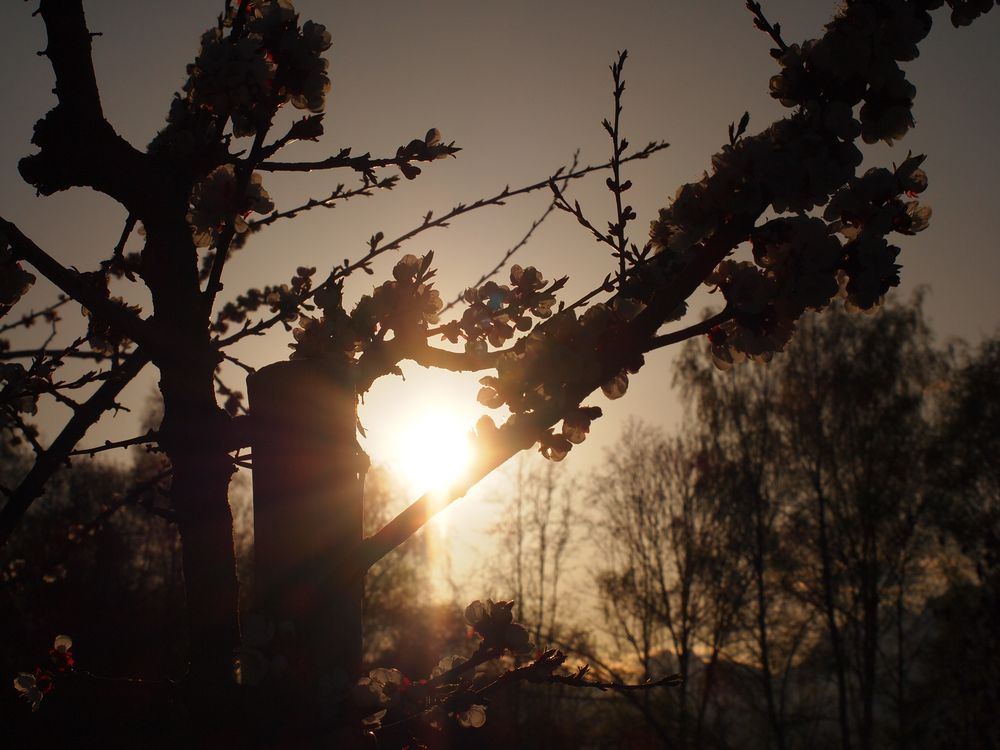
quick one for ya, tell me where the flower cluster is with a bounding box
[150,0,331,164]
[464,599,532,653]
[395,129,463,180]
[75,271,142,356]
[643,1,957,371]
[190,0,331,134]
[474,295,638,460]
[243,1,332,114]
[185,27,277,135]
[440,264,563,352]
[0,240,36,318]
[0,362,43,420]
[354,666,407,725]
[705,152,931,368]
[187,164,274,248]
[767,1,943,145]
[288,253,443,363]
[353,653,489,734]
[12,635,74,713]
[825,154,930,311]
[945,0,998,27]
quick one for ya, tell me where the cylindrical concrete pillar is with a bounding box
[247,359,365,684]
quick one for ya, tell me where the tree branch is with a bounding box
[0,218,154,353]
[0,296,69,335]
[644,308,733,353]
[359,211,759,571]
[0,349,109,361]
[215,142,669,349]
[69,430,159,458]
[18,0,157,212]
[258,140,460,174]
[0,350,149,546]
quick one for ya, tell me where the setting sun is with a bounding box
[392,409,474,497]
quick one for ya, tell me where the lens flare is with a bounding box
[394,409,473,499]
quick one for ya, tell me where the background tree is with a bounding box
[592,421,747,748]
[589,296,973,750]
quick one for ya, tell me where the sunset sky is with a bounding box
[1,1,998,590]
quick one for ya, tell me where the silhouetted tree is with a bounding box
[592,421,747,748]
[638,297,971,750]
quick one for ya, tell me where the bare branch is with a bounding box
[0,297,70,335]
[440,152,579,314]
[216,142,669,349]
[0,350,150,546]
[0,349,108,361]
[18,0,156,211]
[644,308,734,353]
[243,176,395,235]
[69,430,159,458]
[258,139,460,175]
[746,1,789,53]
[0,218,154,353]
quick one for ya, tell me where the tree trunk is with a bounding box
[751,491,786,750]
[816,481,853,750]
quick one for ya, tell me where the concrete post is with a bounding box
[247,359,366,686]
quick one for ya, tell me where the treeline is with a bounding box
[492,297,999,750]
[2,296,997,749]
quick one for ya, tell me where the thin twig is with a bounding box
[257,140,460,174]
[746,1,788,52]
[216,142,669,349]
[606,50,633,289]
[440,151,579,314]
[644,307,733,352]
[0,297,70,335]
[0,350,150,546]
[69,430,158,458]
[244,176,395,235]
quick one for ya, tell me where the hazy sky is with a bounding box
[2,1,999,591]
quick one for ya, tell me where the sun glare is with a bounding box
[393,409,474,498]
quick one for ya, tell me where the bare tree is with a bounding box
[592,421,747,748]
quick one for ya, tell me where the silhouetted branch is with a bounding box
[204,130,273,312]
[69,430,158,458]
[216,141,668,348]
[64,468,175,549]
[746,1,789,53]
[109,213,137,266]
[258,139,460,175]
[0,350,150,546]
[644,308,733,353]
[440,152,580,314]
[244,176,396,235]
[606,50,634,288]
[19,0,155,211]
[0,297,69,335]
[549,670,683,692]
[0,218,153,352]
[361,212,759,570]
[0,349,108,361]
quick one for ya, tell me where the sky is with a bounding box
[1,1,999,596]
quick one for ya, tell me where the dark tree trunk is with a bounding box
[144,220,243,741]
[816,482,853,750]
